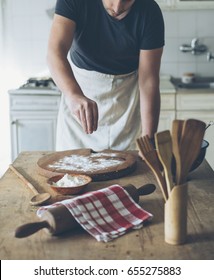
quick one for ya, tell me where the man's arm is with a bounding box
[47,14,98,134]
[138,47,163,139]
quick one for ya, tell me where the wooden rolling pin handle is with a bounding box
[15,221,51,238]
[123,184,156,203]
[137,184,156,196]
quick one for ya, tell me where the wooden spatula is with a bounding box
[178,119,206,184]
[155,130,174,196]
[137,136,168,201]
[171,120,184,185]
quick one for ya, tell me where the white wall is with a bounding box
[0,1,214,175]
[161,9,214,77]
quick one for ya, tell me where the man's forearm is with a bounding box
[47,50,83,98]
[139,83,161,139]
[138,48,163,139]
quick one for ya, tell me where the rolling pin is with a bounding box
[15,184,156,238]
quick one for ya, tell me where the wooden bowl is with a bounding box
[47,174,92,195]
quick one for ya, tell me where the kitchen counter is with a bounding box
[0,151,214,260]
[174,86,214,95]
[160,76,214,94]
[160,76,176,94]
[171,77,214,93]
[8,87,61,95]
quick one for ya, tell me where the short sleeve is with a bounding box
[139,1,165,50]
[55,0,82,22]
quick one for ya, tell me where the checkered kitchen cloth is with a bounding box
[37,184,153,242]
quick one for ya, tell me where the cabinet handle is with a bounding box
[11,121,17,125]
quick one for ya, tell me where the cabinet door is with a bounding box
[159,111,176,132]
[177,93,214,111]
[177,111,214,170]
[11,112,57,160]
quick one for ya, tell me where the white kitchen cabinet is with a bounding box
[173,0,214,10]
[156,0,214,10]
[159,94,176,131]
[159,78,176,131]
[176,91,214,170]
[9,89,61,161]
[156,0,172,9]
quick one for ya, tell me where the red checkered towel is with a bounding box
[37,184,153,242]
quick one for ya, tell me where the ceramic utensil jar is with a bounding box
[164,183,188,245]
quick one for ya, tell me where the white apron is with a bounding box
[56,62,141,151]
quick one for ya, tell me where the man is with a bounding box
[47,0,164,151]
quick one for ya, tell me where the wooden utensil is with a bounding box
[15,183,156,238]
[171,120,184,185]
[123,183,156,203]
[137,136,168,201]
[9,165,51,206]
[178,119,206,184]
[15,204,79,238]
[155,130,174,195]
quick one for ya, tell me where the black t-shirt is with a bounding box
[55,0,165,75]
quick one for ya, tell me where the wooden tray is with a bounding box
[37,149,137,181]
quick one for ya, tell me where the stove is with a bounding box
[19,77,57,90]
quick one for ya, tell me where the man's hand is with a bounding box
[66,94,99,134]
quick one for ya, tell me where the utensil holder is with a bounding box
[164,183,188,245]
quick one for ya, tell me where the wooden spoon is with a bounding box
[178,119,206,184]
[155,130,174,195]
[9,165,51,206]
[137,136,168,201]
[171,120,184,185]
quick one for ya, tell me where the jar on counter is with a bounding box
[181,73,195,84]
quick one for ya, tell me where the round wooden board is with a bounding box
[37,149,137,181]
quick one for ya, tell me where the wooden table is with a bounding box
[0,151,214,260]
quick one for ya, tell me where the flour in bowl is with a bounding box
[53,174,88,187]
